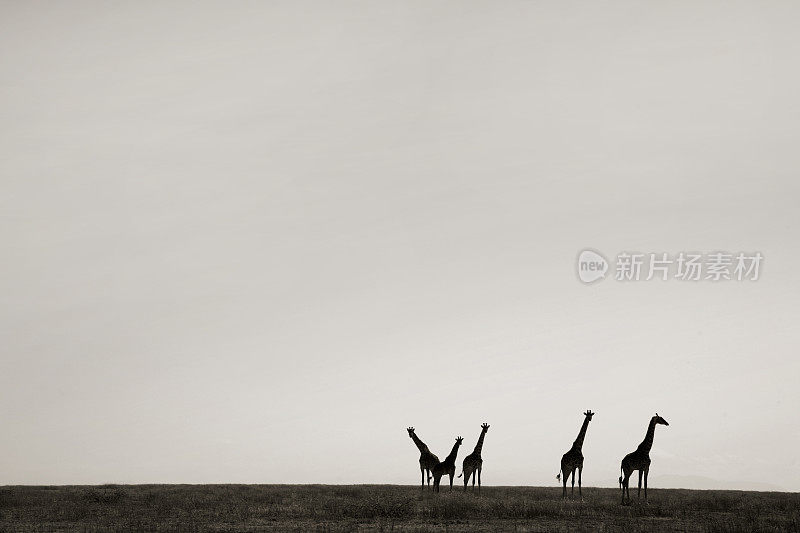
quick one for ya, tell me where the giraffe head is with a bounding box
[456,436,464,445]
[584,410,595,420]
[481,423,490,432]
[407,427,416,437]
[653,413,669,426]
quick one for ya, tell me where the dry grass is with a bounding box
[1,484,798,532]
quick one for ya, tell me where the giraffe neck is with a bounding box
[472,429,488,456]
[410,432,429,454]
[638,418,658,452]
[445,441,461,463]
[572,416,591,450]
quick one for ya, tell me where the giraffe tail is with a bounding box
[556,472,561,482]
[619,466,623,489]
[457,470,463,478]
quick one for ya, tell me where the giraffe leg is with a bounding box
[463,470,469,491]
[421,467,425,489]
[621,473,631,504]
[644,468,648,501]
[477,466,482,494]
[472,470,476,488]
[570,468,575,496]
[637,470,642,499]
[562,469,567,498]
[578,466,582,497]
[449,472,454,491]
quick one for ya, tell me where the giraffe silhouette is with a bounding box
[407,427,439,490]
[432,436,463,492]
[557,410,594,497]
[619,413,669,504]
[458,423,490,493]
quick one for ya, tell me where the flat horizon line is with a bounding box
[2,483,795,493]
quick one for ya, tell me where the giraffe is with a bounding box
[619,413,669,504]
[432,436,463,492]
[407,427,439,490]
[458,423,490,493]
[557,410,594,497]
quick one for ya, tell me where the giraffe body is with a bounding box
[406,428,439,490]
[459,423,490,493]
[559,410,593,497]
[619,414,669,504]
[432,437,463,492]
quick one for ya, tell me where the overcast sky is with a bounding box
[1,1,799,490]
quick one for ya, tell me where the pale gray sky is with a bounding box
[1,1,799,490]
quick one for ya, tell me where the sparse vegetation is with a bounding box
[0,484,797,532]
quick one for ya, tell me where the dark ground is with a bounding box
[1,484,798,532]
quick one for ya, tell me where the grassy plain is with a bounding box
[1,484,798,532]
